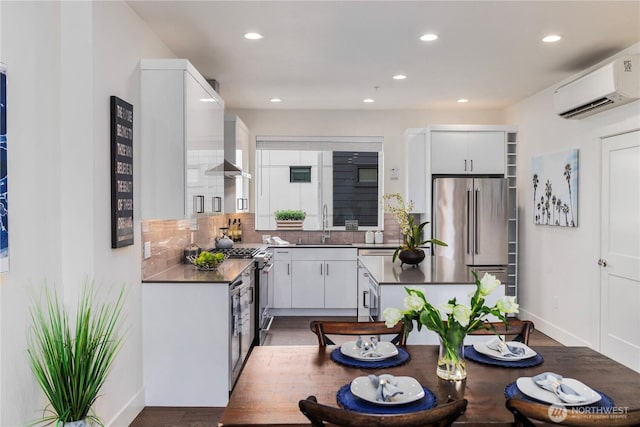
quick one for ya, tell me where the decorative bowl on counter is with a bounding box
[187,251,226,270]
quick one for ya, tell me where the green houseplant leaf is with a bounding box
[274,210,306,221]
[27,281,126,426]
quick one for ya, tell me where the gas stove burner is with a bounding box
[206,247,261,259]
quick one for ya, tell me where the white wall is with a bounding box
[505,44,640,348]
[232,108,506,198]
[0,2,174,425]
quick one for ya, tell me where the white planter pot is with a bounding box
[60,419,87,427]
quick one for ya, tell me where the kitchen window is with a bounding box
[256,136,383,230]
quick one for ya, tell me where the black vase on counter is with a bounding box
[398,249,425,267]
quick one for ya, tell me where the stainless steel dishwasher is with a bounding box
[357,249,396,321]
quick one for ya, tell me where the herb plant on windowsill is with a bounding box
[274,210,306,221]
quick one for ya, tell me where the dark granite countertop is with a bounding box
[142,258,254,284]
[358,255,475,285]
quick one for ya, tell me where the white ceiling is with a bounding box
[127,1,640,111]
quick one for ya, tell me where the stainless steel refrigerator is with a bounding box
[432,177,508,282]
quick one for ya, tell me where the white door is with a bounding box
[600,130,640,372]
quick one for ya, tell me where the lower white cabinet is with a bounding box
[142,282,230,406]
[273,247,357,309]
[272,248,292,308]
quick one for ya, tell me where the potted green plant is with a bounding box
[27,281,126,427]
[383,193,447,266]
[274,210,306,229]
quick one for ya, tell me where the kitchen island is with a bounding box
[357,254,505,345]
[357,254,475,285]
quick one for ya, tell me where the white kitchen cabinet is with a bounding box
[142,282,230,406]
[405,129,430,214]
[430,131,505,175]
[140,59,224,219]
[272,248,292,308]
[290,248,357,309]
[224,114,251,213]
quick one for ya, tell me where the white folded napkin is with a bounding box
[368,374,403,402]
[532,372,587,404]
[486,337,526,357]
[356,336,383,358]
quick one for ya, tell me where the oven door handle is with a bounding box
[261,263,273,273]
[230,278,243,290]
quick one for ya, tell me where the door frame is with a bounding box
[596,113,640,352]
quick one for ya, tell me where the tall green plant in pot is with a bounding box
[27,281,126,426]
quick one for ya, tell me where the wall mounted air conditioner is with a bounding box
[554,55,639,119]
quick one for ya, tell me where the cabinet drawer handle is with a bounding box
[213,196,222,212]
[363,290,370,308]
[470,159,474,172]
[193,195,204,213]
[326,263,329,275]
[320,264,323,275]
[464,159,467,172]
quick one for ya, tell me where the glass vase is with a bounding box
[437,336,467,380]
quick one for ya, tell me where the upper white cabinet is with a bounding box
[224,114,251,213]
[141,59,224,219]
[430,130,505,175]
[405,129,430,215]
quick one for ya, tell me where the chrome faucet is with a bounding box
[321,203,330,244]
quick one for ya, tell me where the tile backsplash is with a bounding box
[141,213,401,279]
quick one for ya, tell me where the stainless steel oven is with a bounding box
[358,249,394,321]
[255,248,274,345]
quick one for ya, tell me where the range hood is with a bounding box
[224,159,251,179]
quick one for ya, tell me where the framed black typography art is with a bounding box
[110,96,134,248]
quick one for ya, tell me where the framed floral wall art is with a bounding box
[532,148,578,227]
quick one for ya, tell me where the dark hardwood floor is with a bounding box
[129,316,561,426]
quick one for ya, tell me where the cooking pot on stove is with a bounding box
[215,235,234,249]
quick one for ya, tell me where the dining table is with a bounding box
[219,345,640,426]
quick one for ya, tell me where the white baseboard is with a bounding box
[518,308,595,348]
[107,387,145,427]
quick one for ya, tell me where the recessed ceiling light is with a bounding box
[270,98,281,103]
[542,34,562,43]
[457,98,469,103]
[393,74,407,80]
[244,32,263,40]
[363,98,375,103]
[420,33,439,42]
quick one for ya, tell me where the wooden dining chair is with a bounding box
[467,319,534,344]
[309,320,407,346]
[299,396,467,427]
[506,397,640,426]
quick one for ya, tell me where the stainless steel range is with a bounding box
[209,245,274,346]
[206,247,262,259]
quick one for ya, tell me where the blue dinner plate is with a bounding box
[504,382,615,408]
[465,345,544,368]
[337,382,437,414]
[331,347,411,369]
